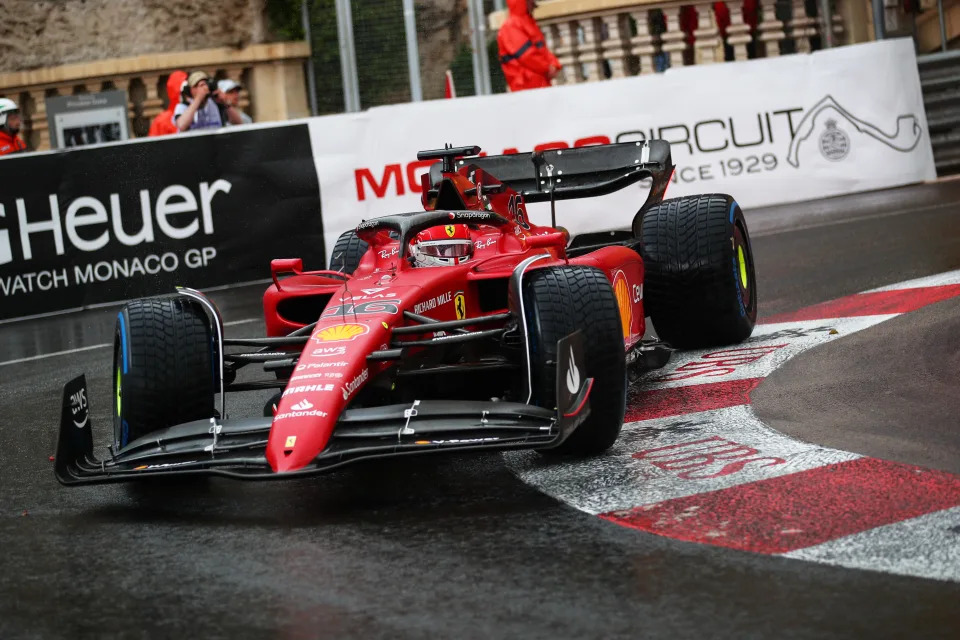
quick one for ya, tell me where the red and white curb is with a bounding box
[505,269,960,582]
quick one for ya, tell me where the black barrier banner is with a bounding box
[0,124,323,321]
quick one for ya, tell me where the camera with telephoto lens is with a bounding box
[181,77,218,104]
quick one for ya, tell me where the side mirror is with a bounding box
[270,258,304,291]
[525,232,566,249]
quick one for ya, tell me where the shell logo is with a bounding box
[312,323,369,343]
[612,271,632,339]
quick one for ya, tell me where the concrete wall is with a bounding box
[0,0,269,72]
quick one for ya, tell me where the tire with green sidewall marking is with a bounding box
[635,194,757,349]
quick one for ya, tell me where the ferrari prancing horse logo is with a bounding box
[445,225,456,237]
[454,292,466,320]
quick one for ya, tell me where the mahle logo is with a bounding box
[0,180,231,267]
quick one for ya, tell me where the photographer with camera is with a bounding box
[173,71,242,132]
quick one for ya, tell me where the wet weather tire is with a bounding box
[330,230,368,274]
[636,194,757,349]
[113,296,216,448]
[522,266,627,456]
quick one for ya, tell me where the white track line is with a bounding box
[0,318,260,367]
[751,200,959,238]
[865,268,960,292]
[224,318,260,327]
[0,343,111,367]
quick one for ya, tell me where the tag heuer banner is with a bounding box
[0,124,323,321]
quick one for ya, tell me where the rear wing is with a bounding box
[421,141,674,209]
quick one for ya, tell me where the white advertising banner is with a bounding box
[307,38,935,261]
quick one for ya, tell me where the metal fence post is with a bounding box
[335,0,361,112]
[474,0,493,95]
[301,0,319,116]
[818,0,834,48]
[937,0,948,51]
[871,0,886,39]
[467,0,484,95]
[402,0,423,101]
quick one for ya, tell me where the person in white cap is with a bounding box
[217,79,253,125]
[174,71,242,132]
[0,98,26,156]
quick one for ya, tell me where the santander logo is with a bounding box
[342,368,369,400]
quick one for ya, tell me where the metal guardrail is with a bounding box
[918,50,960,175]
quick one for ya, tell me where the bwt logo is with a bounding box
[0,180,231,267]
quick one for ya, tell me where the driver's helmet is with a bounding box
[411,224,473,267]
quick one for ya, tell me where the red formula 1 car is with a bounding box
[55,142,757,484]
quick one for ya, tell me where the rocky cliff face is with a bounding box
[0,0,269,71]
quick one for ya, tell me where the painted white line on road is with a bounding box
[751,200,959,238]
[224,318,260,327]
[0,318,261,367]
[0,343,110,368]
[865,268,960,292]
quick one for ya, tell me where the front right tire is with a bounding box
[522,265,627,456]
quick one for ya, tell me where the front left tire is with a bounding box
[114,295,216,449]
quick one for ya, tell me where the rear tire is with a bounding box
[330,230,368,274]
[523,266,627,456]
[113,296,216,449]
[636,194,757,349]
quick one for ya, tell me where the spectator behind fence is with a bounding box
[174,71,242,132]
[217,79,253,125]
[497,0,561,92]
[148,70,188,137]
[0,98,26,156]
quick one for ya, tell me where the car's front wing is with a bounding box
[54,334,593,486]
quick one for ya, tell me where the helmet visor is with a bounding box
[418,239,472,258]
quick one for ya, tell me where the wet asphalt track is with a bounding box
[2,181,960,639]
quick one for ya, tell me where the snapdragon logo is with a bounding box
[0,179,231,266]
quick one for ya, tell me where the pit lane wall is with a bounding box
[0,39,935,321]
